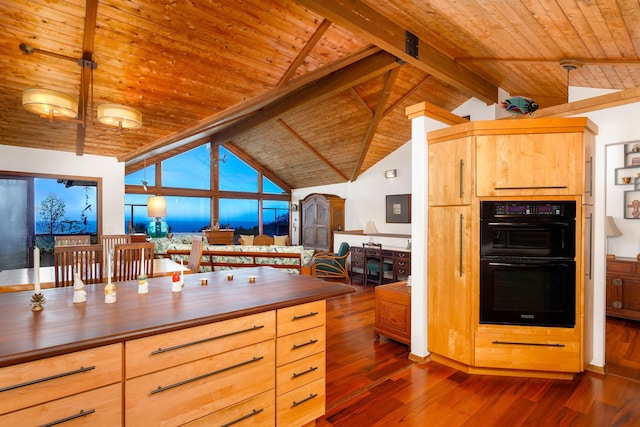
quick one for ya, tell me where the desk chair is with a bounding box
[166,236,204,273]
[363,243,393,286]
[311,242,350,282]
[113,242,155,281]
[53,244,103,287]
[54,235,91,246]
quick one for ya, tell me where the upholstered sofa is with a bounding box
[152,234,313,274]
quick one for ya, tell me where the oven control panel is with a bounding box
[482,201,575,218]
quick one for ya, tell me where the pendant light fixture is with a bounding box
[560,59,584,102]
[22,88,79,120]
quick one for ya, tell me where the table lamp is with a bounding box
[364,220,379,244]
[147,196,168,238]
[605,215,622,260]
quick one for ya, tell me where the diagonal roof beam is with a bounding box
[212,50,402,145]
[294,0,498,105]
[123,45,383,165]
[351,67,400,181]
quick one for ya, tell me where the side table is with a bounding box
[374,281,411,345]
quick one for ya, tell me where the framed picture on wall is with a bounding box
[625,190,640,219]
[386,194,411,223]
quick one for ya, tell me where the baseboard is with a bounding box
[409,352,431,364]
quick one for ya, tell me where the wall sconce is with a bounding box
[147,196,168,238]
[605,215,622,259]
[385,169,397,179]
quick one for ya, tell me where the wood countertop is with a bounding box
[0,267,354,368]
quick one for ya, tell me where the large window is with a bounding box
[125,143,290,239]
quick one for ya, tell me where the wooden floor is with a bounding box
[318,284,640,426]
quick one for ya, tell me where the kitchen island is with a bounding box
[0,267,354,426]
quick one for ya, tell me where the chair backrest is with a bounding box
[363,242,384,267]
[53,244,103,287]
[113,242,155,281]
[336,242,350,266]
[188,236,205,273]
[55,235,91,246]
[253,234,275,246]
[100,234,132,277]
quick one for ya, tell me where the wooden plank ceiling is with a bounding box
[2,0,640,188]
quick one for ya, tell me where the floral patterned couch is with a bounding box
[152,235,314,274]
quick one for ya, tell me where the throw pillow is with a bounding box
[240,234,254,245]
[273,235,288,246]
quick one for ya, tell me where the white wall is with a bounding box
[291,141,413,245]
[0,146,125,235]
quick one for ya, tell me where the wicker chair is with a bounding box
[311,242,350,282]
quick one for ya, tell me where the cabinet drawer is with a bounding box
[276,378,325,427]
[351,251,364,262]
[394,267,411,276]
[277,352,325,395]
[394,251,410,261]
[126,310,275,378]
[0,343,122,415]
[0,383,121,427]
[608,261,637,274]
[126,340,275,426]
[277,301,325,337]
[277,326,325,367]
[183,389,275,426]
[474,331,581,372]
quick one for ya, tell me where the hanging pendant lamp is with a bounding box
[22,88,79,119]
[97,103,142,129]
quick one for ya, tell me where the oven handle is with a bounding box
[486,261,572,268]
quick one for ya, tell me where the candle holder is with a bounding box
[30,292,46,311]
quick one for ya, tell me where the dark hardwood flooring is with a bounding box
[318,284,640,426]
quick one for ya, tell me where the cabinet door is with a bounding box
[427,205,472,364]
[428,136,473,206]
[476,132,583,197]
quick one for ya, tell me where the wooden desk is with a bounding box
[0,258,189,293]
[350,245,411,284]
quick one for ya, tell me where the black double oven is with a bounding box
[480,201,576,328]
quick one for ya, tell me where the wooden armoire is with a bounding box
[301,193,345,253]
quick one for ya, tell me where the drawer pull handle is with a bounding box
[151,325,265,355]
[40,408,96,427]
[292,339,318,350]
[494,186,568,190]
[292,366,319,379]
[151,356,264,395]
[613,278,623,286]
[221,408,264,427]
[0,366,95,393]
[292,311,319,320]
[292,393,318,408]
[492,340,565,348]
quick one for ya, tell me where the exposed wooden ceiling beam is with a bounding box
[278,19,332,87]
[212,50,402,145]
[76,0,98,156]
[533,86,640,118]
[351,67,400,181]
[122,45,383,165]
[294,0,498,105]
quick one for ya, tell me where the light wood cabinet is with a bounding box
[0,344,122,425]
[301,193,345,253]
[427,117,596,377]
[427,205,473,365]
[374,281,411,345]
[125,311,276,426]
[428,136,474,206]
[276,300,326,427]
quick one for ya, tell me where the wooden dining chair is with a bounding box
[113,242,155,281]
[54,235,91,246]
[100,234,132,277]
[53,244,103,287]
[166,236,205,273]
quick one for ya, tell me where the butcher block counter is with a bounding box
[0,267,354,427]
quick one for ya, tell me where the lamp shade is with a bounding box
[364,220,379,234]
[22,88,78,118]
[147,196,167,218]
[97,103,142,129]
[605,216,622,237]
